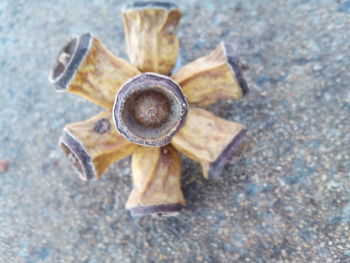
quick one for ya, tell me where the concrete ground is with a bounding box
[0,0,349,262]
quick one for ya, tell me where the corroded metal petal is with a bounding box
[172,42,249,106]
[172,108,246,178]
[126,145,185,217]
[49,33,140,109]
[60,111,137,180]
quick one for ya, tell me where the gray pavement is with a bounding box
[0,0,350,262]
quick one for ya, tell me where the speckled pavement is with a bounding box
[0,0,349,262]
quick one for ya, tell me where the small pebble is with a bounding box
[0,160,8,172]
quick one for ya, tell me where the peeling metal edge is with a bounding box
[50,32,93,92]
[129,203,183,217]
[59,129,96,181]
[221,42,249,96]
[208,129,247,179]
[122,2,179,11]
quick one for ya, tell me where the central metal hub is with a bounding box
[113,73,188,147]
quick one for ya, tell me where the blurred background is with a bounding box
[0,0,349,262]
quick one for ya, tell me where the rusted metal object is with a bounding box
[49,1,249,217]
[113,73,188,147]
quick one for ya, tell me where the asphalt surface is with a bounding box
[0,0,349,262]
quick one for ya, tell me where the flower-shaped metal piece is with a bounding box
[49,2,249,217]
